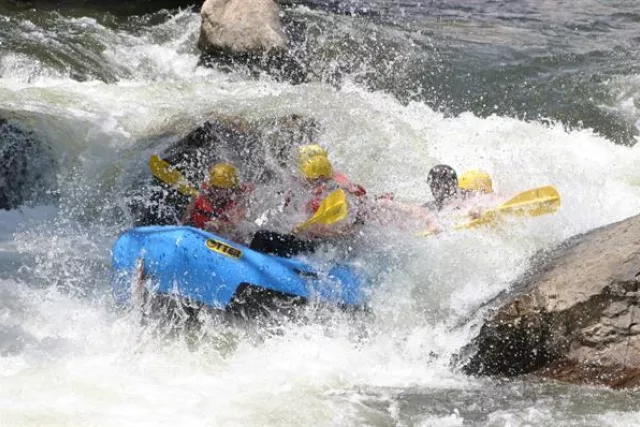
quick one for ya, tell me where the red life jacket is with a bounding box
[189,183,251,229]
[333,172,367,197]
[335,173,374,225]
[304,183,331,215]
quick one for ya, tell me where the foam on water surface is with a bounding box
[1,6,640,427]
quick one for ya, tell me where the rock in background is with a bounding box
[0,118,58,210]
[463,213,640,389]
[197,0,308,84]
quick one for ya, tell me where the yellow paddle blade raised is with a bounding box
[294,188,349,233]
[456,185,561,230]
[500,185,559,208]
[149,155,199,197]
[418,185,561,236]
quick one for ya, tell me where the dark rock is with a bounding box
[0,119,58,210]
[536,359,640,389]
[462,213,640,389]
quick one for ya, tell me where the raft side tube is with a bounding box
[111,226,367,310]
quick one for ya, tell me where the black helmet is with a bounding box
[427,164,457,187]
[427,164,458,208]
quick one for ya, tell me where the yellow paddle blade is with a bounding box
[456,185,561,230]
[497,185,560,217]
[295,188,349,233]
[148,155,199,197]
[418,186,561,235]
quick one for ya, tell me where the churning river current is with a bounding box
[2,1,640,425]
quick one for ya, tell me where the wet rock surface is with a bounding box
[198,0,288,54]
[463,213,640,389]
[197,0,308,84]
[0,118,58,210]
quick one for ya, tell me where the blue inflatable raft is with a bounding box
[111,226,367,312]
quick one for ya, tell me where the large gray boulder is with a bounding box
[463,213,640,389]
[197,0,308,83]
[198,0,288,54]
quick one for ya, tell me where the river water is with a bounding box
[1,1,640,426]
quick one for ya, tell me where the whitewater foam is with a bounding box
[1,7,640,426]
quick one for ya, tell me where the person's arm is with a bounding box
[468,207,483,219]
[181,196,197,225]
[209,204,247,233]
[203,220,221,233]
[376,198,436,222]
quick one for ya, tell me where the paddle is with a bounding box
[294,188,349,233]
[459,185,560,229]
[148,155,199,197]
[418,185,561,236]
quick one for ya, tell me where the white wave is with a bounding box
[597,411,640,427]
[600,74,640,136]
[417,412,465,427]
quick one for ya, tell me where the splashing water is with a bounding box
[1,6,640,427]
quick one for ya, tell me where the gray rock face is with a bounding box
[197,0,309,84]
[463,213,640,388]
[198,0,288,54]
[0,119,58,210]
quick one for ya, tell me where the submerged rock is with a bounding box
[197,0,308,84]
[463,213,640,389]
[131,114,319,225]
[0,119,58,210]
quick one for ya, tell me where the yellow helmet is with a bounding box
[297,144,328,163]
[299,155,333,180]
[458,170,493,193]
[208,163,238,189]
